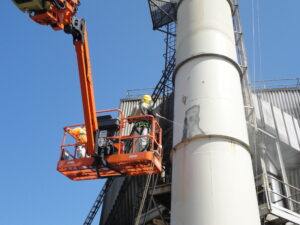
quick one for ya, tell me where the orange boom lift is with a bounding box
[13,0,163,181]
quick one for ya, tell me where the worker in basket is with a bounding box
[130,95,164,152]
[66,126,87,159]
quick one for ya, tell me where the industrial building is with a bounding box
[10,0,300,224]
[90,1,300,225]
[97,80,300,225]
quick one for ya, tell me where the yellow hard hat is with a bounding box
[143,95,152,104]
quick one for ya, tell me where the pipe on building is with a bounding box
[259,141,285,208]
[171,0,261,224]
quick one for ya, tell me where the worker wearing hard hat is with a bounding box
[130,95,164,152]
[131,95,161,117]
[66,126,87,159]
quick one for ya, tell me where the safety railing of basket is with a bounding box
[60,109,125,159]
[60,123,86,160]
[60,109,162,159]
[120,114,162,155]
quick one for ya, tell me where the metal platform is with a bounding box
[58,151,163,180]
[148,0,178,30]
[257,173,300,224]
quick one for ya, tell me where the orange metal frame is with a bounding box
[74,28,98,156]
[29,2,99,156]
[24,2,163,181]
[30,0,79,30]
[58,109,163,181]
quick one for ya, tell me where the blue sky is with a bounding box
[0,1,300,225]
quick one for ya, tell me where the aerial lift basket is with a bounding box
[57,109,163,181]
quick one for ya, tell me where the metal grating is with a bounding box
[148,0,178,30]
[151,22,176,107]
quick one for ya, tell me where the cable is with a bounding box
[142,174,160,225]
[251,0,256,86]
[134,157,156,225]
[134,174,152,225]
[250,0,261,195]
[256,0,263,82]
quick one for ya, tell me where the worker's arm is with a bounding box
[147,105,166,120]
[67,127,87,144]
[67,127,81,136]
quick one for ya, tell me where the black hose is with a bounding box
[93,156,102,179]
[99,147,124,176]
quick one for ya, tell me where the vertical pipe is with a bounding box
[259,141,285,208]
[171,0,261,224]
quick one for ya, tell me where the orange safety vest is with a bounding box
[68,127,87,144]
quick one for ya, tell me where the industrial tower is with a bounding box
[97,1,300,225]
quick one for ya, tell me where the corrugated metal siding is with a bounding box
[252,93,300,151]
[255,88,300,121]
[119,98,163,135]
[100,176,148,225]
[100,177,126,225]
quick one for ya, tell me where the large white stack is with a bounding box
[171,0,261,224]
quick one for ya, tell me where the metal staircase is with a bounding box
[83,178,113,225]
[151,22,176,105]
[231,0,256,125]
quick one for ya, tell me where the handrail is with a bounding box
[96,108,125,122]
[60,109,162,159]
[269,190,300,206]
[256,173,300,211]
[268,174,300,193]
[63,123,85,130]
[251,78,300,90]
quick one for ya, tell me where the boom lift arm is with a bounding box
[65,18,98,156]
[12,0,163,181]
[13,0,98,155]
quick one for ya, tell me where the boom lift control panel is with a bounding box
[12,0,163,180]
